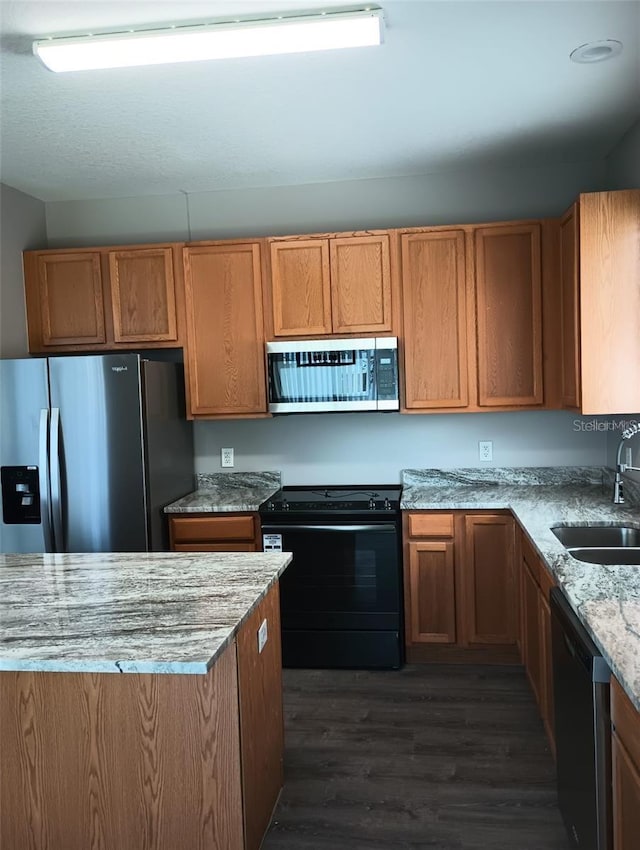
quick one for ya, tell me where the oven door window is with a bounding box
[269,523,401,631]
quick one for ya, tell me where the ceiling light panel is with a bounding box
[33,8,384,72]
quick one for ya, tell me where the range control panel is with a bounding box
[1,466,41,524]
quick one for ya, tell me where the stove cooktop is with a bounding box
[259,485,402,514]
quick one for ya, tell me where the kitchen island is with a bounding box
[0,550,292,850]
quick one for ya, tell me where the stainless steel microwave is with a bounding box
[266,337,399,413]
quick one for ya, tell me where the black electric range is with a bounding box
[259,485,404,669]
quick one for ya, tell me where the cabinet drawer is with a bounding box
[612,676,640,774]
[170,515,255,543]
[408,513,454,538]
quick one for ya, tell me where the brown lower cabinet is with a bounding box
[518,528,556,754]
[0,582,283,850]
[611,675,640,850]
[403,511,519,663]
[168,513,261,551]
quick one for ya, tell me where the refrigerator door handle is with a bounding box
[39,408,54,553]
[50,407,64,552]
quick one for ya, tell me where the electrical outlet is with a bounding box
[479,441,493,462]
[257,618,268,653]
[221,447,234,468]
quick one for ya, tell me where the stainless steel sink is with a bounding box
[565,547,640,565]
[551,525,640,565]
[552,525,640,548]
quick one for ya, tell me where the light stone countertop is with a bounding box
[0,551,292,675]
[164,471,281,513]
[401,467,640,710]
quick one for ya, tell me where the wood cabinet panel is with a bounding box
[169,514,260,552]
[475,224,543,407]
[173,542,258,552]
[32,252,106,346]
[237,583,284,850]
[522,556,544,708]
[579,190,640,414]
[408,541,456,644]
[408,512,454,538]
[109,247,178,342]
[539,591,555,753]
[612,733,640,850]
[401,230,469,409]
[0,645,244,850]
[269,240,331,336]
[184,243,267,417]
[460,514,516,645]
[170,515,255,543]
[24,244,185,353]
[559,205,580,408]
[611,676,640,850]
[330,234,392,333]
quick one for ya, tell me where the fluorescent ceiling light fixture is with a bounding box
[33,7,384,72]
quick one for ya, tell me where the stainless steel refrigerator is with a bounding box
[0,354,194,554]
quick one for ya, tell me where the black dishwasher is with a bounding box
[551,587,612,850]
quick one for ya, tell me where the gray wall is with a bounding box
[0,184,47,357]
[45,157,607,247]
[605,117,640,189]
[194,411,607,484]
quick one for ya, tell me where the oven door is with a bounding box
[261,520,403,669]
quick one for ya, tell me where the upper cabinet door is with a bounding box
[35,252,106,347]
[269,240,332,337]
[401,230,469,409]
[183,243,267,417]
[579,190,640,415]
[330,235,392,334]
[559,206,581,409]
[475,223,543,407]
[109,247,178,343]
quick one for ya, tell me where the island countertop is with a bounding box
[402,467,640,710]
[0,551,292,675]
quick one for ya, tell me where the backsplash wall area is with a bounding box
[194,411,608,485]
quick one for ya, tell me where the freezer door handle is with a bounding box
[50,407,64,552]
[39,408,54,553]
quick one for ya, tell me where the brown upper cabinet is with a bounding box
[23,244,184,352]
[474,223,543,407]
[266,232,393,338]
[559,189,640,415]
[182,241,268,419]
[400,221,547,412]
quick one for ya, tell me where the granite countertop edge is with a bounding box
[401,467,640,711]
[164,471,281,514]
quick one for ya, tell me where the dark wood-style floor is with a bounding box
[262,664,573,850]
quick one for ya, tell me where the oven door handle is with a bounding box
[261,524,397,533]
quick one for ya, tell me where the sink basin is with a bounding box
[551,525,640,565]
[567,547,640,565]
[552,525,640,549]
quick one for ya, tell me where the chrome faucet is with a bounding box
[613,422,640,504]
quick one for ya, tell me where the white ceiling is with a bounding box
[1,1,638,202]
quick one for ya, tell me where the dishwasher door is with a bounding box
[551,587,612,850]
